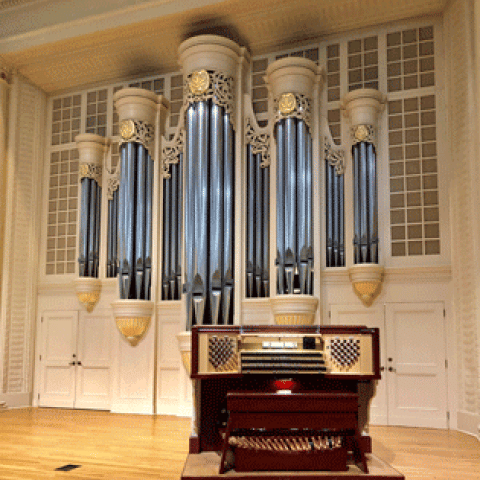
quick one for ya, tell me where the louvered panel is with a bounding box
[3,80,42,395]
[445,0,479,415]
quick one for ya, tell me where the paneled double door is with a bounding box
[331,302,448,428]
[38,311,112,410]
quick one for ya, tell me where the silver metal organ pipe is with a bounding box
[333,171,340,267]
[296,120,307,294]
[359,142,368,263]
[305,130,313,294]
[94,182,101,278]
[262,163,270,297]
[79,178,91,277]
[176,155,183,297]
[118,146,127,298]
[326,163,332,268]
[185,104,196,329]
[162,172,171,300]
[125,142,136,298]
[255,152,263,297]
[193,100,209,326]
[353,144,360,264]
[223,111,234,324]
[209,103,224,325]
[112,191,119,278]
[339,172,345,266]
[87,179,97,277]
[246,144,255,297]
[170,161,179,299]
[135,145,147,299]
[107,198,113,277]
[284,117,297,294]
[144,153,153,300]
[276,120,285,294]
[368,143,378,263]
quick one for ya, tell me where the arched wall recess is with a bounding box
[265,57,324,325]
[111,88,169,346]
[74,133,110,313]
[341,88,386,307]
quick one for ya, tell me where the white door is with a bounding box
[330,304,388,425]
[38,311,78,408]
[385,302,447,428]
[75,312,112,409]
[38,310,112,410]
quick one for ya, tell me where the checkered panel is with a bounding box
[328,337,360,369]
[208,336,238,372]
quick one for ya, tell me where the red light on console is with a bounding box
[274,379,295,391]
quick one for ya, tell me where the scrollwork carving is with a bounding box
[324,137,345,176]
[107,174,120,200]
[245,117,270,168]
[79,163,103,185]
[162,129,185,178]
[184,70,235,129]
[119,119,155,151]
[274,93,312,131]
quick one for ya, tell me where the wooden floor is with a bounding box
[0,408,478,480]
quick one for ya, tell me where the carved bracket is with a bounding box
[162,129,185,178]
[351,124,376,147]
[79,163,103,186]
[245,117,270,168]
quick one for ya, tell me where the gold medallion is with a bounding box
[279,93,297,115]
[79,164,89,179]
[189,69,210,95]
[354,124,369,142]
[120,119,136,140]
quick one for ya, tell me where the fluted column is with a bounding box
[111,88,169,346]
[74,133,110,313]
[342,88,385,307]
[265,57,322,325]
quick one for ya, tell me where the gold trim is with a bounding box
[76,291,100,313]
[278,93,297,115]
[115,317,151,347]
[352,281,382,307]
[120,119,135,140]
[354,124,369,142]
[189,69,210,95]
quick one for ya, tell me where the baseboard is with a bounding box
[457,410,480,440]
[0,392,31,408]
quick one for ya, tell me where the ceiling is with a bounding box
[0,0,447,93]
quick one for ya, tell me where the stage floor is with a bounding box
[182,452,405,479]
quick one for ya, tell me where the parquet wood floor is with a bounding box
[0,408,478,480]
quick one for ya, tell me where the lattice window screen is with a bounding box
[252,58,269,126]
[46,149,79,274]
[327,109,342,145]
[327,43,341,102]
[347,36,379,91]
[85,88,108,136]
[388,95,439,256]
[387,26,434,92]
[51,94,81,146]
[169,74,183,129]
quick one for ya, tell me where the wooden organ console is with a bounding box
[181,325,404,479]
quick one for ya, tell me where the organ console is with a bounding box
[180,325,405,479]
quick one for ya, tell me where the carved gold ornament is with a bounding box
[279,93,297,115]
[354,124,369,142]
[76,291,101,313]
[120,119,136,140]
[189,69,210,95]
[115,317,151,347]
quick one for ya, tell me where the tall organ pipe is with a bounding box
[184,101,235,326]
[246,145,255,297]
[107,190,118,278]
[262,162,270,296]
[117,142,154,300]
[276,117,313,294]
[352,141,378,264]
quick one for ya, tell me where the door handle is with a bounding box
[77,361,82,366]
[69,361,76,366]
[388,367,396,372]
[380,366,385,372]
